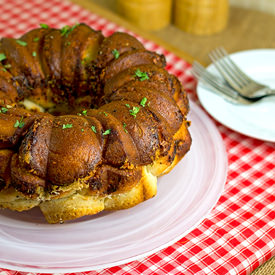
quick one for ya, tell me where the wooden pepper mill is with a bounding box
[117,0,172,31]
[174,0,229,35]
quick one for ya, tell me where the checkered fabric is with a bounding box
[0,0,274,274]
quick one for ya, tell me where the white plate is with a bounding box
[0,101,227,273]
[197,49,275,142]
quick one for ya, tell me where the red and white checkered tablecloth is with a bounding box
[0,0,274,274]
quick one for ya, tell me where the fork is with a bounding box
[192,61,253,105]
[208,47,275,99]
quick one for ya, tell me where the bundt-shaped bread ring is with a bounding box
[0,23,191,223]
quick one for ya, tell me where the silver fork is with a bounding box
[192,61,253,105]
[208,47,275,99]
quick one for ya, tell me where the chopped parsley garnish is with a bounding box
[123,122,128,133]
[81,129,84,132]
[81,57,88,65]
[102,129,111,135]
[0,53,6,62]
[102,112,108,117]
[16,40,27,46]
[129,106,140,118]
[40,23,49,29]
[91,125,97,133]
[125,103,130,108]
[112,49,120,59]
[0,107,8,114]
[60,25,70,36]
[3,64,11,69]
[32,51,37,57]
[71,22,80,30]
[65,41,71,46]
[82,110,87,116]
[14,117,24,128]
[33,37,40,42]
[140,97,147,107]
[60,22,79,37]
[134,69,149,81]
[1,64,10,72]
[62,124,73,129]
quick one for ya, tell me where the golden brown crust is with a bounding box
[109,85,183,133]
[99,101,160,164]
[101,50,166,83]
[96,32,145,68]
[0,149,14,190]
[0,107,43,149]
[104,64,189,116]
[0,67,22,104]
[0,23,191,223]
[104,64,177,96]
[149,120,192,177]
[60,24,104,97]
[86,108,141,166]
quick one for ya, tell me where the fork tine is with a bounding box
[191,61,253,105]
[220,47,252,82]
[216,47,248,85]
[208,47,275,99]
[192,62,235,95]
[209,49,245,90]
[192,62,239,97]
[212,48,268,92]
[192,62,224,87]
[219,47,252,84]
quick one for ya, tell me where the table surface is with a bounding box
[0,0,274,274]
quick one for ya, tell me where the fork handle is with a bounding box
[251,87,275,98]
[200,79,251,105]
